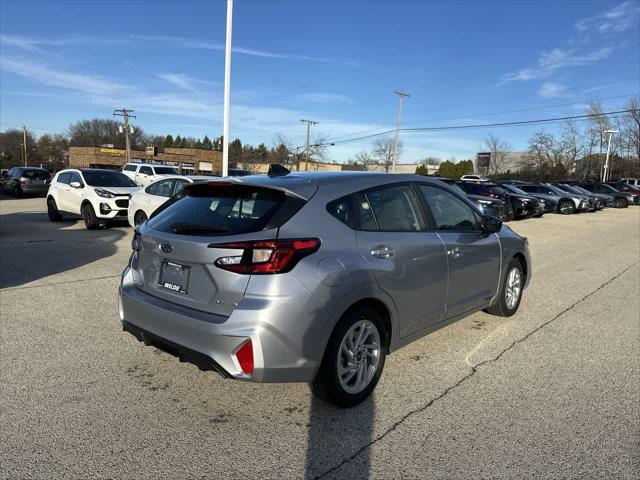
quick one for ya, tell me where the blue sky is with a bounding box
[1,0,638,163]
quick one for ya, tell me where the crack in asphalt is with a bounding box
[2,274,121,292]
[314,261,639,480]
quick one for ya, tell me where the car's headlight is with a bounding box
[476,199,492,206]
[95,188,116,198]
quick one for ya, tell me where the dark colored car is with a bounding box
[499,183,563,214]
[434,177,510,221]
[518,184,591,213]
[577,183,633,208]
[457,181,544,220]
[1,167,52,197]
[606,182,640,205]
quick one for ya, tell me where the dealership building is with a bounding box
[68,146,223,175]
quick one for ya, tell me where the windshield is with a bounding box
[82,170,138,187]
[504,184,528,195]
[154,167,179,175]
[561,185,585,195]
[545,185,565,195]
[487,186,507,195]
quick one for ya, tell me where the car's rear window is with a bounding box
[147,183,305,236]
[22,169,50,180]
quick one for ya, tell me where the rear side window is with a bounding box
[57,172,72,185]
[147,184,305,236]
[23,169,50,180]
[139,166,153,175]
[124,164,137,172]
[365,185,425,232]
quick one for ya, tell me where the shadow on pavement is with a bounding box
[305,393,375,479]
[0,211,128,288]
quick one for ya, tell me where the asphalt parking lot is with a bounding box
[1,196,639,480]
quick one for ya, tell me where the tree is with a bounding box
[436,160,458,178]
[164,135,174,147]
[372,136,400,173]
[36,133,69,170]
[484,134,512,175]
[229,139,243,162]
[173,135,182,147]
[202,135,213,150]
[0,128,37,169]
[67,119,145,149]
[353,151,377,171]
[415,156,441,175]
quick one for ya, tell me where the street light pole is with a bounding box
[602,129,618,182]
[222,0,233,177]
[392,90,410,173]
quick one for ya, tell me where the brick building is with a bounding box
[68,146,222,175]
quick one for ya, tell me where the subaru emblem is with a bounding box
[160,242,173,253]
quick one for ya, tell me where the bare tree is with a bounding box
[67,119,146,149]
[484,134,512,175]
[372,136,400,173]
[353,151,378,171]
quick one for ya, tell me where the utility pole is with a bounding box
[602,129,618,182]
[22,125,28,166]
[392,90,410,173]
[300,119,318,171]
[222,0,233,177]
[113,109,136,164]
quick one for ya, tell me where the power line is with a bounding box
[316,109,638,147]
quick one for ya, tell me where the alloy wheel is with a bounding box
[505,267,522,310]
[337,319,381,394]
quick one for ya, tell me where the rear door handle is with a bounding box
[370,245,394,259]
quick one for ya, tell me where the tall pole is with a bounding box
[222,0,233,177]
[22,125,28,166]
[113,109,136,164]
[300,119,318,171]
[602,130,617,182]
[392,90,410,173]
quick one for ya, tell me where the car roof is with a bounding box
[212,171,451,200]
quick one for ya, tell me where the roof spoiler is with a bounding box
[267,164,290,178]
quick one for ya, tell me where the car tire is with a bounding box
[47,197,63,222]
[558,200,575,215]
[504,206,515,222]
[614,198,627,208]
[134,210,148,226]
[485,257,524,317]
[82,203,101,230]
[311,306,387,408]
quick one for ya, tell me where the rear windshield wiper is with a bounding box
[170,223,230,234]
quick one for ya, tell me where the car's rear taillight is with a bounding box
[235,339,254,374]
[210,238,320,274]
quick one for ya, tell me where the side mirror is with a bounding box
[481,215,502,234]
[70,181,83,189]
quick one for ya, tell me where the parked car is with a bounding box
[460,174,489,182]
[577,183,632,208]
[1,167,51,197]
[228,168,252,177]
[517,184,590,214]
[456,181,543,220]
[551,183,607,210]
[606,182,640,205]
[47,168,141,229]
[434,177,510,221]
[499,183,563,215]
[620,178,640,187]
[119,171,531,407]
[122,163,180,187]
[128,175,219,226]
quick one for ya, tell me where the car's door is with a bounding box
[136,165,153,186]
[354,184,448,338]
[66,172,85,214]
[417,184,501,318]
[54,172,73,211]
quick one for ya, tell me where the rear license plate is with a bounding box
[159,261,191,294]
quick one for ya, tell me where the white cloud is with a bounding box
[501,47,613,83]
[155,73,218,91]
[538,82,570,98]
[293,92,352,104]
[575,1,639,34]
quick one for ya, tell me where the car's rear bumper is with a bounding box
[21,184,49,195]
[119,266,329,383]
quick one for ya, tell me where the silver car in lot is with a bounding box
[119,171,531,406]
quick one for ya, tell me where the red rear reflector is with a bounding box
[210,238,320,274]
[235,340,254,374]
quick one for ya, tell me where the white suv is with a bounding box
[460,175,489,182]
[122,163,180,187]
[47,169,141,229]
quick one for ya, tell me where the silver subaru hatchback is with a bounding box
[119,170,531,407]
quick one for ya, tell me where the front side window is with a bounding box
[123,164,137,172]
[365,185,425,232]
[419,185,480,232]
[139,166,153,175]
[57,172,72,185]
[69,172,84,185]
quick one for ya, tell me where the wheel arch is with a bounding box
[338,297,393,354]
[513,252,528,287]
